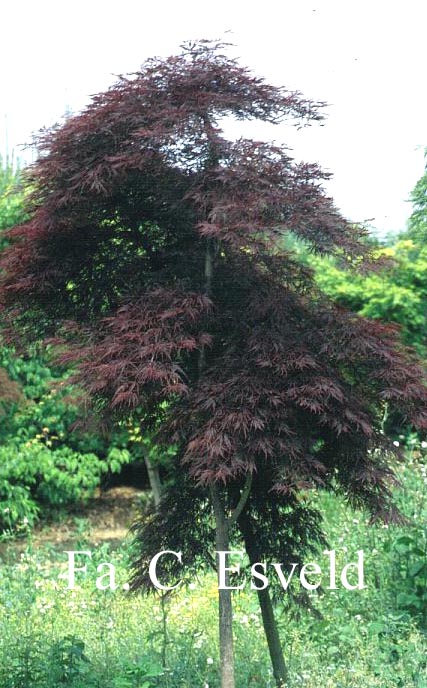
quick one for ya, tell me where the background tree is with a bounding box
[0,154,27,441]
[311,239,427,358]
[0,154,28,238]
[2,40,427,687]
[0,157,134,533]
[407,147,427,243]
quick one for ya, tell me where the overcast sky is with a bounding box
[2,0,426,237]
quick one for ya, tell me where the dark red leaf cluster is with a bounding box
[159,273,427,519]
[189,140,368,256]
[56,289,212,408]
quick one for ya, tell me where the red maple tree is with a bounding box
[2,40,427,688]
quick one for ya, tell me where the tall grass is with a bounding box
[1,453,427,687]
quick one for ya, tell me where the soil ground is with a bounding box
[0,486,146,560]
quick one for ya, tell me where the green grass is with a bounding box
[1,454,427,687]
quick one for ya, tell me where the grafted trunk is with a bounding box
[238,511,288,687]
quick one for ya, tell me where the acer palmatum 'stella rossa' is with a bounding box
[2,40,427,688]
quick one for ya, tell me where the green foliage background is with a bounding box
[312,239,427,356]
[0,158,134,533]
[407,147,427,243]
[0,154,28,235]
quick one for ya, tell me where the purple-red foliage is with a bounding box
[1,40,427,524]
[56,288,212,408]
[0,43,361,320]
[190,139,368,256]
[162,277,427,520]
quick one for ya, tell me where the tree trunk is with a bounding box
[142,448,162,507]
[238,511,289,687]
[256,587,288,688]
[211,484,236,688]
[200,139,236,686]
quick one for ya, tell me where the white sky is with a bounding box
[2,0,427,238]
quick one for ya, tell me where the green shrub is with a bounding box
[0,442,131,533]
[312,240,427,356]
